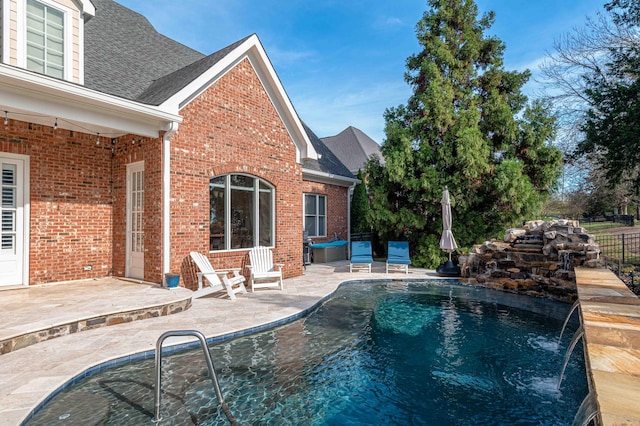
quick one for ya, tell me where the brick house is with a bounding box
[0,0,356,289]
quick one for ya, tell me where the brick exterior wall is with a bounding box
[1,120,114,284]
[0,58,350,288]
[169,58,304,289]
[111,136,161,283]
[302,180,350,244]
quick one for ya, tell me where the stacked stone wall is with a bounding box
[460,220,602,302]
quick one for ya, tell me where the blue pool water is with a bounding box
[25,281,587,425]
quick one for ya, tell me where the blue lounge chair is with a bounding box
[386,241,411,274]
[350,241,373,272]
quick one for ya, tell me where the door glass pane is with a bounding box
[130,170,144,253]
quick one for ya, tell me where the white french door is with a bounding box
[0,155,28,286]
[126,162,144,279]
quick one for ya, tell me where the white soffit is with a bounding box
[0,64,181,137]
[302,169,360,187]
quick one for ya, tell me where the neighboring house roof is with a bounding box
[321,126,384,174]
[302,123,355,181]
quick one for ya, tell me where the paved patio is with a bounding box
[0,261,436,425]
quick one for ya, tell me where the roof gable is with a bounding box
[83,0,317,161]
[158,34,318,161]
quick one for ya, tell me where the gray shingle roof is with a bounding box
[135,36,252,105]
[84,0,206,102]
[302,123,355,180]
[321,126,384,174]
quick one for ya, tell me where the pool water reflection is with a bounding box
[26,281,587,425]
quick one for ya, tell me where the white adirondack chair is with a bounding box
[189,252,247,300]
[247,246,284,292]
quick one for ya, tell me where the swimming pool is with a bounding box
[25,280,587,425]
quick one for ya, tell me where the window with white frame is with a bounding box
[210,174,274,251]
[26,0,65,78]
[304,194,326,237]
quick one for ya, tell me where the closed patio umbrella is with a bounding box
[440,187,458,261]
[437,187,460,277]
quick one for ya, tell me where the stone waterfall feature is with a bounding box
[459,220,602,302]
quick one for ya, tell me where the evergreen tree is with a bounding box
[366,0,562,267]
[350,170,372,233]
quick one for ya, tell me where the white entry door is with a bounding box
[0,156,27,286]
[126,162,144,279]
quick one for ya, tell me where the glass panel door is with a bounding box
[126,162,144,279]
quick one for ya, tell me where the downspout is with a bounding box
[347,181,357,259]
[162,122,179,284]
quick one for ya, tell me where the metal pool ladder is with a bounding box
[154,330,237,425]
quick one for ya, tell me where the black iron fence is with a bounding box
[595,232,640,265]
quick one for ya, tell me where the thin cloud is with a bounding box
[293,80,410,142]
[267,46,317,65]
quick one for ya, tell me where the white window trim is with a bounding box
[210,174,276,252]
[2,0,11,65]
[16,0,73,81]
[304,193,327,238]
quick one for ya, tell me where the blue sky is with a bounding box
[117,0,605,143]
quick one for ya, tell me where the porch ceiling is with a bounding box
[0,65,182,138]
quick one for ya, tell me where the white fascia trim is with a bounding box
[161,34,318,162]
[0,64,182,137]
[302,168,360,187]
[76,0,95,18]
[2,0,10,66]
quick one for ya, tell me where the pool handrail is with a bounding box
[154,330,237,425]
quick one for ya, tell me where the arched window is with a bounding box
[209,174,274,251]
